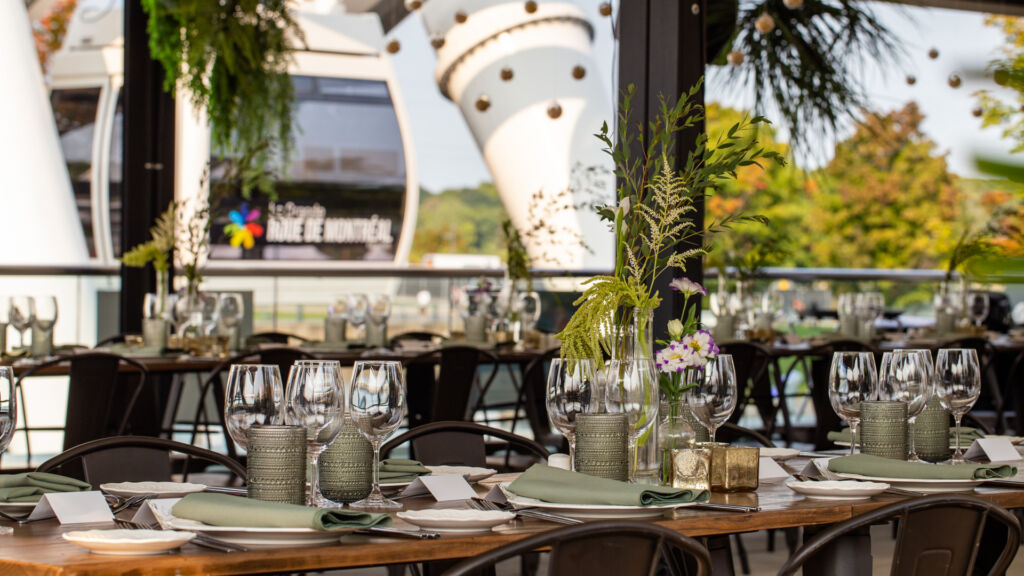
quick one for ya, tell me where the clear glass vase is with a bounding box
[607,307,660,482]
[659,400,696,485]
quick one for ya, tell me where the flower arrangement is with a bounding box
[655,279,720,402]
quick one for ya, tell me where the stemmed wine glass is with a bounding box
[605,357,661,482]
[545,358,597,470]
[519,292,542,331]
[685,355,738,444]
[348,360,406,510]
[935,348,981,464]
[828,351,877,456]
[8,296,34,351]
[284,360,346,508]
[878,349,932,462]
[968,292,990,329]
[218,293,244,330]
[366,294,392,348]
[346,294,369,344]
[0,367,16,458]
[224,364,283,451]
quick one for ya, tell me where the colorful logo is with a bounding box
[224,203,264,250]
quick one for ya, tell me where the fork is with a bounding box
[470,498,583,525]
[114,518,250,553]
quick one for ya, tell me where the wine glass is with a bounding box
[0,367,16,458]
[605,357,661,482]
[284,360,346,508]
[348,360,405,510]
[144,292,174,321]
[8,296,34,350]
[224,364,283,451]
[218,293,245,330]
[32,296,58,332]
[878,349,932,462]
[519,291,542,331]
[346,294,369,343]
[968,292,990,328]
[685,355,738,444]
[366,294,392,348]
[828,352,877,456]
[545,358,597,470]
[935,348,982,464]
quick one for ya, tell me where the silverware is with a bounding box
[689,503,761,513]
[114,518,251,553]
[202,486,249,496]
[0,509,33,524]
[469,498,583,525]
[355,527,440,540]
[108,494,151,514]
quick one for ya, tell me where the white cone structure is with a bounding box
[420,0,613,269]
[0,3,89,265]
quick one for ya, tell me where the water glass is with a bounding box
[224,364,284,451]
[0,367,16,457]
[935,348,981,464]
[218,293,244,329]
[284,360,346,508]
[346,294,369,343]
[545,358,597,470]
[968,292,990,328]
[828,351,877,455]
[605,357,660,482]
[8,296,34,349]
[685,355,738,444]
[144,292,174,321]
[366,295,391,348]
[348,360,406,510]
[519,291,542,331]
[878,349,932,462]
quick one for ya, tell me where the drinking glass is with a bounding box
[605,357,661,482]
[284,360,346,507]
[545,358,597,470]
[878,349,932,462]
[32,296,58,332]
[366,294,392,348]
[144,292,174,321]
[8,296,34,349]
[935,348,981,464]
[348,360,405,510]
[346,294,369,343]
[0,367,16,457]
[968,292,990,328]
[828,351,877,455]
[218,293,245,330]
[685,355,738,443]
[519,291,542,331]
[224,364,283,451]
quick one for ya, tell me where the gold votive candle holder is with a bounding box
[669,448,711,491]
[708,444,760,492]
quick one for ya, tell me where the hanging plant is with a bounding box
[141,0,302,198]
[713,0,902,154]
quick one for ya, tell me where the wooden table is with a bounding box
[4,469,1024,576]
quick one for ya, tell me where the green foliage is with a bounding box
[120,202,176,273]
[408,183,510,263]
[975,16,1024,153]
[502,219,532,289]
[140,0,300,199]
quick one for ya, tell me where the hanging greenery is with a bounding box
[140,0,301,198]
[714,0,902,154]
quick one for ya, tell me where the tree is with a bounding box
[975,16,1024,153]
[408,183,510,263]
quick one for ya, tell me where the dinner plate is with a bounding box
[62,529,195,555]
[830,472,983,493]
[759,448,800,461]
[786,480,889,500]
[396,509,514,533]
[0,501,38,512]
[101,482,207,499]
[148,499,347,548]
[499,485,694,519]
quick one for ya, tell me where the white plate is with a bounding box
[760,448,800,461]
[830,472,983,493]
[148,499,347,548]
[62,529,195,555]
[0,501,37,512]
[425,466,498,482]
[396,509,514,533]
[101,482,207,499]
[499,485,694,519]
[786,480,890,500]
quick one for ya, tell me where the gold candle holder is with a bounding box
[708,444,760,492]
[669,448,711,491]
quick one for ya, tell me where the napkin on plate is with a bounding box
[379,459,431,483]
[827,427,985,445]
[0,472,92,503]
[506,464,710,506]
[827,454,1016,480]
[170,493,392,531]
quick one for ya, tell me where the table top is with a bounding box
[5,468,1024,576]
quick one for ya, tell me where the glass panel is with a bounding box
[50,87,100,259]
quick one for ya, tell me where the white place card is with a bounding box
[398,475,477,502]
[758,457,790,483]
[964,437,1022,464]
[28,491,113,525]
[484,484,509,504]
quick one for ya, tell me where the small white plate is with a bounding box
[426,466,497,482]
[62,529,195,555]
[760,448,800,461]
[0,501,37,512]
[101,482,207,499]
[396,509,514,533]
[786,480,890,500]
[499,485,693,519]
[831,472,983,493]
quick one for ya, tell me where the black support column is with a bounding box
[617,0,706,341]
[121,0,176,333]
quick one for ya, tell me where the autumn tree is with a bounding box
[408,183,510,263]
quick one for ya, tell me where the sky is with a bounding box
[385,1,1018,193]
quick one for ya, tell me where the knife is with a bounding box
[355,527,441,540]
[688,503,761,513]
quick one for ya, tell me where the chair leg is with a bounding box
[733,533,750,575]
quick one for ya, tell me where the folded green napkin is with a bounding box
[828,427,985,445]
[171,493,391,531]
[0,472,91,503]
[379,459,431,483]
[506,464,709,506]
[828,454,1016,480]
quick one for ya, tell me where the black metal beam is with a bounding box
[121,0,176,333]
[617,0,706,342]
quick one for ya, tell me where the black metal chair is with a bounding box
[14,352,151,466]
[404,346,499,428]
[381,420,548,471]
[517,347,566,451]
[442,520,712,576]
[720,342,776,434]
[777,494,1021,576]
[36,435,246,487]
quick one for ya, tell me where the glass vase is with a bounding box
[608,307,659,482]
[659,400,696,485]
